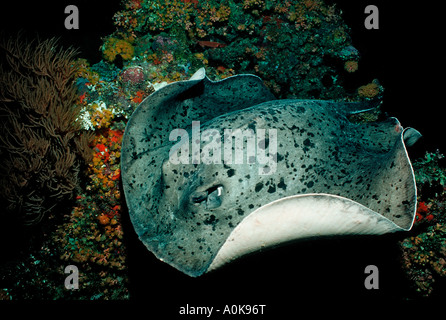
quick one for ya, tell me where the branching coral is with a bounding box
[0,37,93,226]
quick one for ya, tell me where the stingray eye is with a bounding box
[207,185,223,209]
[191,192,208,204]
[190,185,223,209]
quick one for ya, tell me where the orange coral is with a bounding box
[98,214,110,225]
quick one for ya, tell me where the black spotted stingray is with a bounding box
[121,69,420,277]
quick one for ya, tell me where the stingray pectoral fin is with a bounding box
[207,193,410,273]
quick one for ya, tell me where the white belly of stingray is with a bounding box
[207,193,411,272]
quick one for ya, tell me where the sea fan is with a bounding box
[0,36,93,226]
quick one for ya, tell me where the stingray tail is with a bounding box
[341,98,382,115]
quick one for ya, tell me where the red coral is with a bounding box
[418,201,429,214]
[95,143,106,152]
[112,170,121,181]
[79,92,87,104]
[415,212,424,223]
[131,90,146,104]
[415,202,433,224]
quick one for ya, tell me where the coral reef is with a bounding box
[107,0,363,100]
[55,127,125,268]
[51,119,129,298]
[399,151,446,297]
[0,102,129,300]
[0,37,93,226]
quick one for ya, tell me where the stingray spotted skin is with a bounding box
[121,69,420,277]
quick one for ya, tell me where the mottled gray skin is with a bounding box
[121,71,418,277]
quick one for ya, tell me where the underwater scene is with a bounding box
[0,0,445,313]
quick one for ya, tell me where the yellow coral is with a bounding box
[358,82,380,98]
[194,52,208,65]
[102,37,134,62]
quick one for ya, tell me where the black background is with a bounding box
[1,0,444,315]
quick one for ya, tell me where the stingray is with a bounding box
[121,68,420,277]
